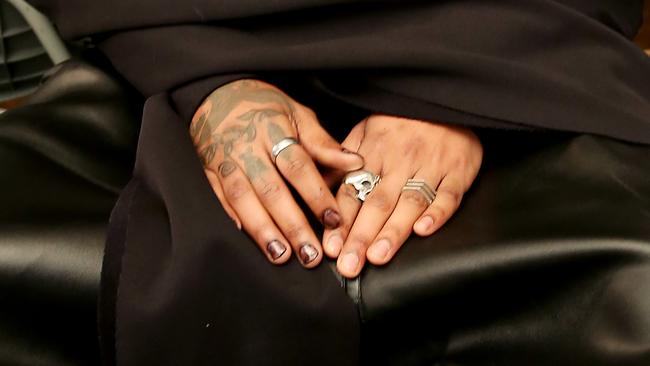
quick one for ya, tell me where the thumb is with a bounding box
[340,118,366,153]
[295,108,364,171]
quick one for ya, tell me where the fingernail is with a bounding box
[369,239,391,260]
[299,243,319,264]
[267,240,287,260]
[325,232,343,255]
[342,148,363,161]
[341,252,359,274]
[322,208,341,229]
[415,216,434,233]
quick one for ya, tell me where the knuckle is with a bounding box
[368,136,386,154]
[341,184,360,201]
[382,224,404,241]
[251,225,270,243]
[284,157,307,177]
[402,189,430,208]
[366,191,392,212]
[258,181,283,202]
[440,187,463,205]
[230,143,248,158]
[283,223,304,240]
[224,179,251,202]
[309,186,327,203]
[349,233,372,248]
[453,156,469,169]
[401,138,424,160]
[430,205,448,220]
[300,105,317,119]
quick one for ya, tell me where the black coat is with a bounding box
[32,0,650,143]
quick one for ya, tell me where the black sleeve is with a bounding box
[29,0,650,144]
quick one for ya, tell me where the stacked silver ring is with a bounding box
[271,137,299,164]
[402,179,436,205]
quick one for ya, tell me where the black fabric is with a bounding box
[27,0,645,41]
[18,1,650,365]
[2,59,649,366]
[30,0,650,144]
[0,60,139,221]
[0,59,139,366]
[108,94,360,366]
[355,132,650,365]
[99,180,138,366]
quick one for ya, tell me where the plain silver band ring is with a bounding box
[271,137,299,164]
[402,179,436,205]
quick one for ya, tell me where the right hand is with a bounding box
[190,79,364,267]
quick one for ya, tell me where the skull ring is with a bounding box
[344,170,381,202]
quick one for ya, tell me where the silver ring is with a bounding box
[402,179,436,205]
[344,170,381,202]
[271,137,299,163]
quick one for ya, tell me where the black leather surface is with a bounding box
[354,133,650,365]
[2,59,650,366]
[0,59,139,366]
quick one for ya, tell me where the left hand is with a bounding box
[323,115,483,278]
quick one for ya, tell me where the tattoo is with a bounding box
[190,111,207,140]
[218,160,237,177]
[237,108,283,143]
[267,121,287,145]
[189,80,294,166]
[200,143,218,166]
[239,147,268,180]
[267,121,293,160]
[190,101,212,145]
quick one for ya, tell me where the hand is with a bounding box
[190,79,363,267]
[322,115,483,278]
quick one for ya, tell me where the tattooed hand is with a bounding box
[190,79,364,267]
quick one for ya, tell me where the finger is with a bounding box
[321,120,369,188]
[217,159,292,264]
[336,172,406,278]
[321,119,370,257]
[270,119,345,232]
[413,173,465,236]
[366,175,439,265]
[236,146,323,268]
[294,107,364,171]
[340,118,366,153]
[321,167,346,189]
[205,168,241,230]
[322,179,362,258]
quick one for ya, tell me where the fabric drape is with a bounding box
[31,0,650,143]
[25,1,650,365]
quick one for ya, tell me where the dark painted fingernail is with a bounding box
[322,208,341,229]
[267,240,287,260]
[299,243,319,264]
